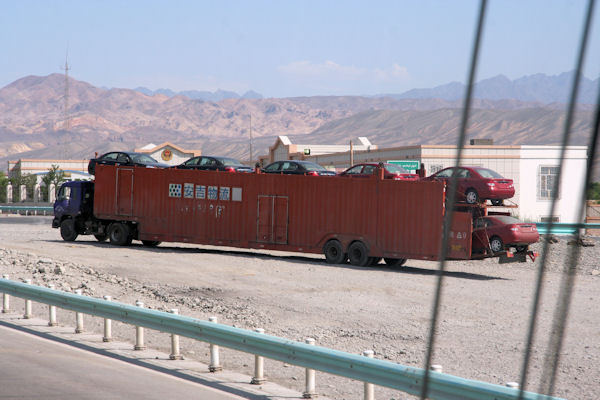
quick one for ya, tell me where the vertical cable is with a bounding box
[517,1,596,398]
[420,1,488,398]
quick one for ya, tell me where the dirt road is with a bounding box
[1,216,598,399]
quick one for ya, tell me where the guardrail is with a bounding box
[0,277,563,400]
[0,206,54,216]
[535,222,600,235]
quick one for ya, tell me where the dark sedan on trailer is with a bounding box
[423,166,515,205]
[261,160,336,176]
[175,156,253,173]
[88,152,169,175]
[338,162,419,181]
[472,215,539,254]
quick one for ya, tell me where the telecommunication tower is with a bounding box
[61,52,71,131]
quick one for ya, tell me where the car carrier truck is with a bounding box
[52,164,532,266]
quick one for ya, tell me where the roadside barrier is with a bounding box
[0,277,564,400]
[0,206,53,216]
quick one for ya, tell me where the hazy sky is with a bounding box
[2,1,599,98]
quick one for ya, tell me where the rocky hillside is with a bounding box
[0,73,596,168]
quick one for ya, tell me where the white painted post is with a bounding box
[506,382,519,389]
[134,301,146,350]
[251,328,266,384]
[23,279,32,319]
[49,183,56,203]
[74,289,84,333]
[302,338,317,399]
[19,185,26,202]
[169,309,183,360]
[48,284,57,326]
[34,184,41,203]
[431,364,443,373]
[2,274,10,313]
[103,296,112,342]
[208,316,222,372]
[363,350,374,400]
[6,185,12,203]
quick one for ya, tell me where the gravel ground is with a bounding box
[0,216,598,399]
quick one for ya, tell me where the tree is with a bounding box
[41,165,66,202]
[587,182,600,201]
[0,171,8,203]
[8,171,36,202]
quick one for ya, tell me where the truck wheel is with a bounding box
[348,241,370,266]
[108,223,130,246]
[60,219,78,242]
[384,258,407,267]
[142,240,161,247]
[94,234,107,242]
[323,240,346,264]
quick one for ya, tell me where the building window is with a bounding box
[429,164,444,174]
[538,166,560,200]
[540,216,560,222]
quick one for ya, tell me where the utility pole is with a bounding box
[61,51,71,132]
[249,114,253,163]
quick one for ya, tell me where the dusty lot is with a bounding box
[0,216,598,399]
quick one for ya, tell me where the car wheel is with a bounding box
[323,240,346,264]
[142,240,161,247]
[108,223,130,246]
[491,199,504,206]
[384,258,407,267]
[94,233,108,242]
[348,241,370,266]
[489,236,504,253]
[60,219,78,242]
[465,189,479,204]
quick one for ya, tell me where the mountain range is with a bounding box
[0,72,596,173]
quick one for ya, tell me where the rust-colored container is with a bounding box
[93,165,473,261]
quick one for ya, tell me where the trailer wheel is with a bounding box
[94,234,107,242]
[348,241,370,266]
[142,240,161,247]
[489,236,504,253]
[384,258,407,267]
[323,240,346,264]
[108,223,130,246]
[60,219,78,242]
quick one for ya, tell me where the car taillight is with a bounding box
[225,167,236,172]
[486,181,496,187]
[392,175,402,180]
[307,171,319,176]
[510,225,519,231]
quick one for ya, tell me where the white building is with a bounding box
[277,142,586,224]
[8,159,92,183]
[135,142,201,166]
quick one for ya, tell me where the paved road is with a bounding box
[0,325,244,400]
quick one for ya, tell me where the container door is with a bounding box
[257,195,288,244]
[447,212,472,259]
[116,168,134,216]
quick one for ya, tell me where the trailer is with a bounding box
[52,164,521,266]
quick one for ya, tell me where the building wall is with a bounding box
[8,159,89,178]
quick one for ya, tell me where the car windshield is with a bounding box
[474,167,504,179]
[218,157,244,166]
[299,162,327,171]
[492,216,522,224]
[385,164,410,174]
[131,154,159,163]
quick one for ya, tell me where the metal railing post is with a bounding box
[23,279,32,319]
[169,309,183,360]
[302,338,317,398]
[2,275,10,313]
[48,284,57,326]
[363,350,375,400]
[74,289,84,333]
[134,300,146,350]
[208,316,222,372]
[251,328,266,384]
[103,295,112,342]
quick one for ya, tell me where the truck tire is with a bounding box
[323,240,346,264]
[348,241,370,266]
[384,258,407,267]
[60,219,78,242]
[142,240,161,247]
[108,223,130,246]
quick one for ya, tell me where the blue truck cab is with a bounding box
[52,181,97,241]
